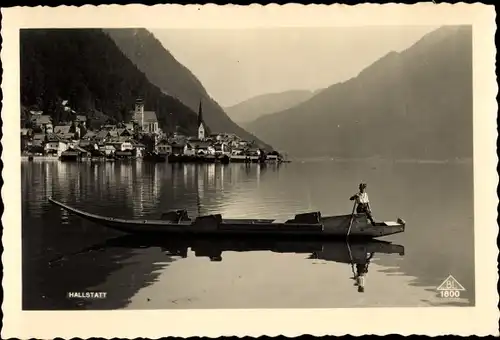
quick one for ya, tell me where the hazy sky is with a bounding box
[150,26,437,107]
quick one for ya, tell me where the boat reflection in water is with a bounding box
[52,235,404,294]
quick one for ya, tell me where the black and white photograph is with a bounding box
[1,3,498,338]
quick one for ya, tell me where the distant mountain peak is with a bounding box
[245,26,472,160]
[225,89,316,125]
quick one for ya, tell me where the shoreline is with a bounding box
[21,155,59,161]
[21,155,472,165]
[20,155,287,164]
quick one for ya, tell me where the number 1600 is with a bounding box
[440,290,461,298]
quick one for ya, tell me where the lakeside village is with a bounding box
[21,99,288,164]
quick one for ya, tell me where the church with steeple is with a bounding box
[197,100,208,140]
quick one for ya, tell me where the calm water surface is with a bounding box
[22,159,474,309]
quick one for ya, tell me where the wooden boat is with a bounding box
[48,197,405,239]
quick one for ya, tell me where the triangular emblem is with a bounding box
[436,275,466,291]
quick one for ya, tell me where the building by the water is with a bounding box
[131,98,159,134]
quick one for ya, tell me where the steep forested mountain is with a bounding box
[246,26,473,160]
[104,28,271,148]
[20,29,198,135]
[224,89,317,124]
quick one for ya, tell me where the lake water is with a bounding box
[21,159,474,310]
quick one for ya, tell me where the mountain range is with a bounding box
[245,25,473,160]
[224,89,319,125]
[104,28,270,149]
[21,28,271,149]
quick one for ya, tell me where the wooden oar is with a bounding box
[346,201,357,239]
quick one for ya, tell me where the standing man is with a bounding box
[349,182,375,225]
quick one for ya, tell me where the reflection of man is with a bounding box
[353,252,374,293]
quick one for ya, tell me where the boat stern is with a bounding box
[397,218,406,231]
[374,218,405,237]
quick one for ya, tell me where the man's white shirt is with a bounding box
[356,192,369,204]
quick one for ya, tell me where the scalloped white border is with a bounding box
[1,3,498,338]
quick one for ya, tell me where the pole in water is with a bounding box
[346,241,356,277]
[346,201,357,239]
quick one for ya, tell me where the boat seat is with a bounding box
[384,221,400,226]
[286,211,322,224]
[194,214,223,225]
[191,214,223,231]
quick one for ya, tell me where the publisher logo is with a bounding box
[437,275,465,299]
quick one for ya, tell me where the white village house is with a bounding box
[155,139,172,155]
[44,135,69,157]
[32,115,53,134]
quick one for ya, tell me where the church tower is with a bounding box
[135,98,145,129]
[197,100,205,140]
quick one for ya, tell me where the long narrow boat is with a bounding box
[48,197,405,239]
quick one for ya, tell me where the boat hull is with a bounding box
[48,198,405,239]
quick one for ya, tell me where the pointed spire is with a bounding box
[198,99,203,127]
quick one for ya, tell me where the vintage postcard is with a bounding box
[1,3,498,338]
